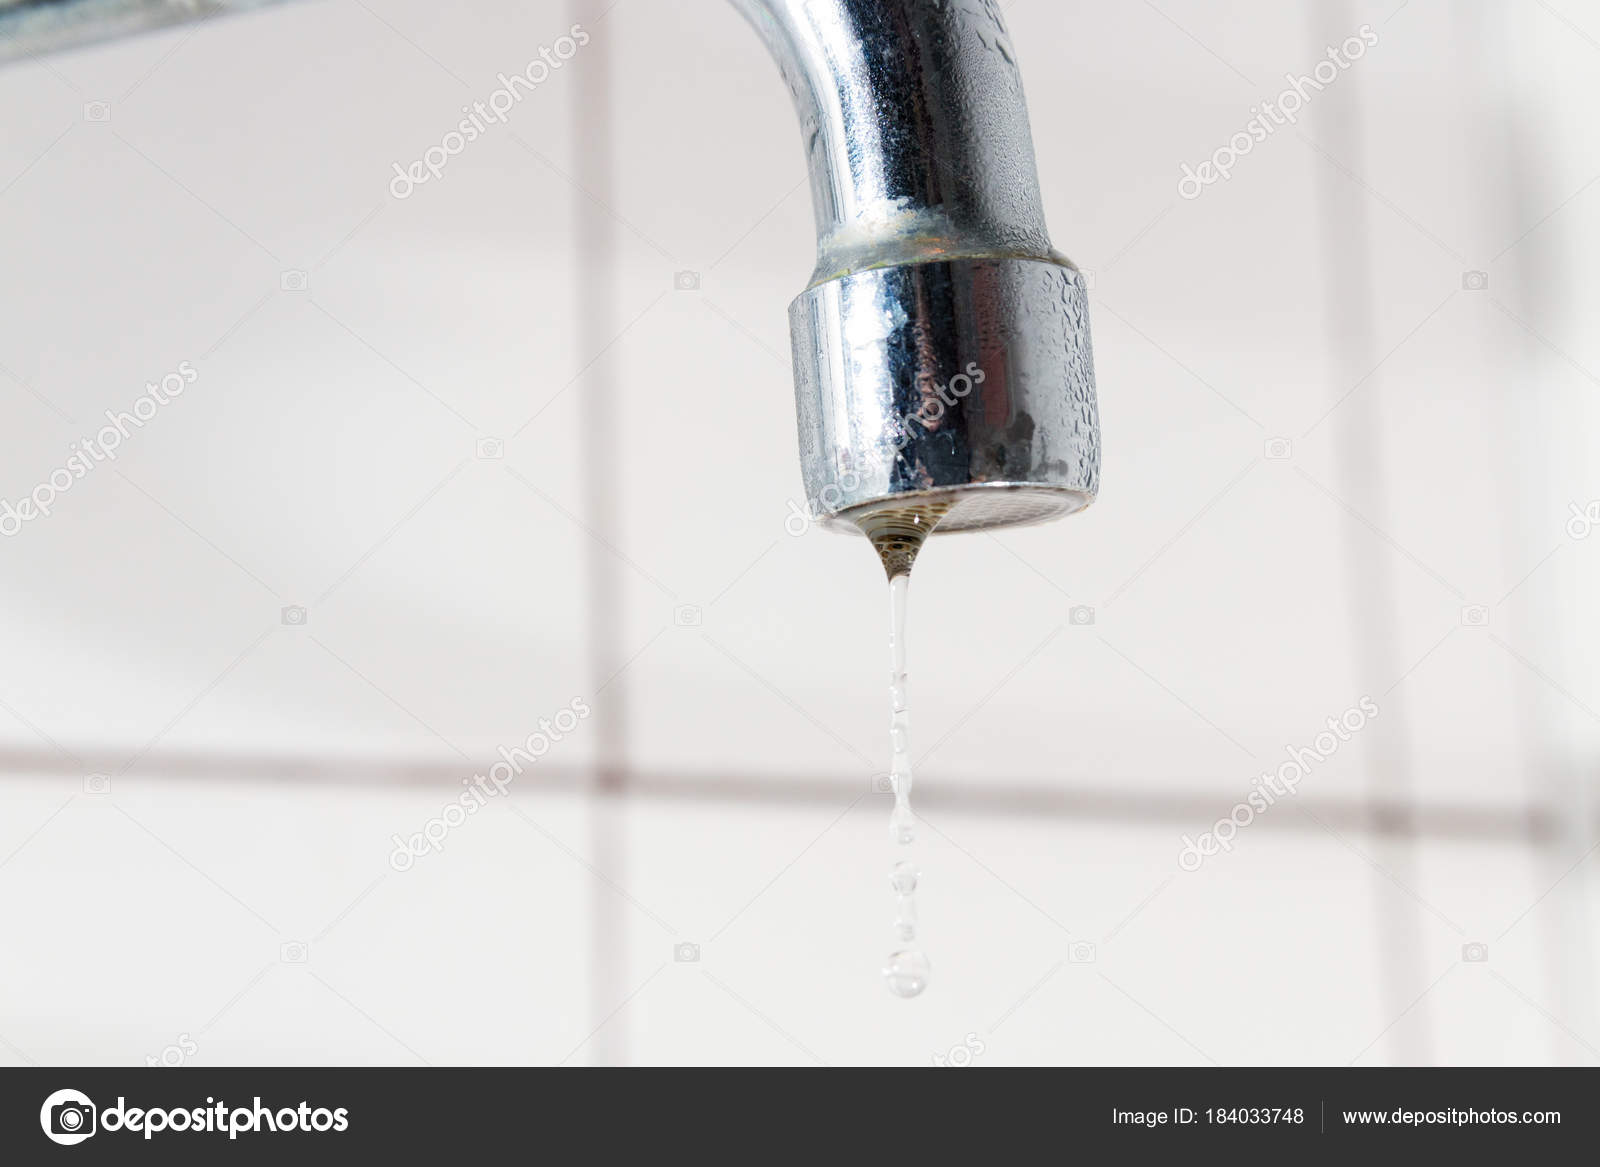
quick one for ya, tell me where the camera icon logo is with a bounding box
[281,605,308,626]
[1264,437,1293,461]
[673,941,700,963]
[40,1089,97,1146]
[280,940,308,963]
[280,269,308,292]
[1461,270,1489,292]
[674,270,701,292]
[475,437,504,461]
[870,773,895,795]
[1462,941,1489,963]
[83,774,111,795]
[1460,605,1489,628]
[82,102,110,122]
[674,605,702,628]
[1068,941,1097,964]
[1068,605,1096,627]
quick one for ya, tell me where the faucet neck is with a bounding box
[730,0,1062,285]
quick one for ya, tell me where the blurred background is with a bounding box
[0,0,1597,1066]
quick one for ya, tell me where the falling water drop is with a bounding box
[883,949,932,999]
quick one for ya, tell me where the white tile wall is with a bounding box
[0,0,1597,1064]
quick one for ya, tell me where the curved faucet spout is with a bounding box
[730,0,1059,284]
[732,0,1101,533]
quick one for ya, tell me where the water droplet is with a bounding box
[883,949,931,998]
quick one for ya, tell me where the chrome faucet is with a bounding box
[734,0,1100,535]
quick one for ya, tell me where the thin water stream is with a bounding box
[856,503,950,999]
